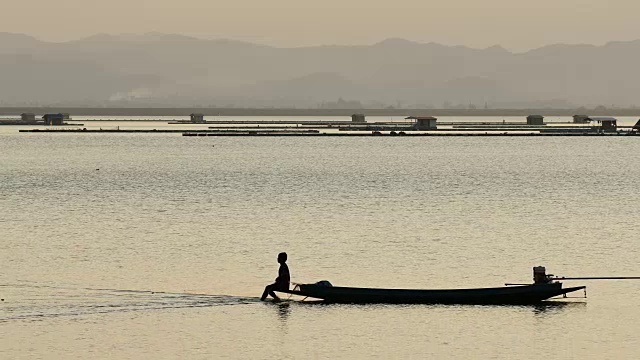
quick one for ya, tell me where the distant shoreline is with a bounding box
[1,107,640,117]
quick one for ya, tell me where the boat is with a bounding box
[276,267,586,305]
[278,282,585,305]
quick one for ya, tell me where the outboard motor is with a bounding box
[533,266,553,284]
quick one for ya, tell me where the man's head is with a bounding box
[277,252,287,263]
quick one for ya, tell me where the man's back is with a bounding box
[277,263,290,287]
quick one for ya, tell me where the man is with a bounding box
[260,252,290,301]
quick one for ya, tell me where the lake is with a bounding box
[1,117,639,359]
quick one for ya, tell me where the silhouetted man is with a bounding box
[260,252,290,301]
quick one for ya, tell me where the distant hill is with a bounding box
[2,32,640,108]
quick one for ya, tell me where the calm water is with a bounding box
[1,117,640,359]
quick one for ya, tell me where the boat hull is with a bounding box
[279,283,585,305]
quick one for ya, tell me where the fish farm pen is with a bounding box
[17,129,639,137]
[13,114,640,136]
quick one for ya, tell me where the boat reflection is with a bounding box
[530,300,587,316]
[276,298,587,317]
[275,302,291,321]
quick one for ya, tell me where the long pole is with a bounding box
[552,277,640,280]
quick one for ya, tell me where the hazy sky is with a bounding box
[4,0,640,50]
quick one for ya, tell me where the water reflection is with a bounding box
[278,300,587,317]
[275,302,291,322]
[531,301,587,316]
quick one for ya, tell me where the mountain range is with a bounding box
[1,32,639,108]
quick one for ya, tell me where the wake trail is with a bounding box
[0,282,262,323]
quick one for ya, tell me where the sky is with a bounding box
[3,0,640,50]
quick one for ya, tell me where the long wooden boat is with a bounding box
[278,282,585,305]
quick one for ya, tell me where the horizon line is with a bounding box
[2,31,638,54]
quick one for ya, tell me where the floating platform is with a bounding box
[17,128,638,136]
[183,131,638,137]
[18,129,320,134]
[19,129,187,133]
[1,121,83,126]
[171,120,358,125]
